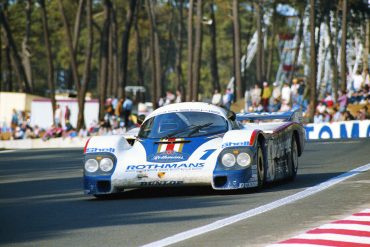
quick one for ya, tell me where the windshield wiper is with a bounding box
[187,123,213,137]
[164,123,213,138]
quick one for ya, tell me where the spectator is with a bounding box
[261,82,271,112]
[54,104,62,125]
[352,70,364,92]
[343,110,355,121]
[363,68,369,87]
[270,98,281,112]
[316,101,326,114]
[244,89,252,112]
[123,96,133,128]
[64,105,71,124]
[211,89,222,106]
[10,109,19,132]
[281,82,291,105]
[297,80,305,107]
[337,90,348,112]
[175,90,182,103]
[313,111,324,123]
[291,78,300,105]
[222,88,233,110]
[251,84,262,107]
[331,107,343,122]
[279,99,291,112]
[323,92,334,108]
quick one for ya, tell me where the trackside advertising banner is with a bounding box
[304,120,370,140]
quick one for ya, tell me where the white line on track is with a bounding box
[0,150,16,153]
[141,162,370,247]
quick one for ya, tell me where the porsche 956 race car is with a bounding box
[83,102,305,196]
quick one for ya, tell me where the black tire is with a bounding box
[257,144,265,188]
[288,136,299,180]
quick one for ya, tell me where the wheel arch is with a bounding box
[293,130,302,156]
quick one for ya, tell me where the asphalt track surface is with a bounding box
[0,139,369,247]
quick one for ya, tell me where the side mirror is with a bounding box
[227,111,236,121]
[137,114,146,125]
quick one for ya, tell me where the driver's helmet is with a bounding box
[158,114,183,133]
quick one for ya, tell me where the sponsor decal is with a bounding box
[140,181,184,186]
[157,138,185,153]
[126,162,205,172]
[238,181,258,188]
[158,172,166,178]
[85,147,115,153]
[305,120,370,139]
[222,141,249,148]
[149,151,190,163]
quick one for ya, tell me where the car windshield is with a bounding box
[138,112,228,139]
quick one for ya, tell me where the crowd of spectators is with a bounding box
[1,70,369,141]
[233,70,370,123]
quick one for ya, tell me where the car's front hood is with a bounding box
[111,136,223,187]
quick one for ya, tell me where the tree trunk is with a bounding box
[340,0,347,91]
[65,0,85,90]
[57,0,80,93]
[111,7,119,98]
[208,1,219,92]
[364,19,369,74]
[192,0,202,101]
[39,0,56,124]
[4,37,13,91]
[120,0,136,98]
[134,0,144,100]
[255,1,263,85]
[233,0,242,100]
[22,0,33,92]
[0,7,30,93]
[175,0,184,96]
[327,13,339,101]
[287,12,304,85]
[77,0,94,130]
[308,0,317,122]
[98,0,111,120]
[266,5,276,82]
[187,0,194,101]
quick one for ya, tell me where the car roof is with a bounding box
[145,102,228,121]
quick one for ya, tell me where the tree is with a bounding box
[134,0,144,99]
[254,1,263,84]
[208,1,220,93]
[186,0,194,101]
[0,5,31,93]
[22,0,33,91]
[98,0,111,120]
[340,0,347,91]
[77,0,94,130]
[192,0,203,101]
[175,0,185,97]
[120,0,136,98]
[232,0,242,100]
[308,0,317,122]
[39,0,56,124]
[147,0,161,107]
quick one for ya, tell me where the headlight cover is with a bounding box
[222,153,236,167]
[237,152,251,167]
[100,158,114,172]
[85,159,99,173]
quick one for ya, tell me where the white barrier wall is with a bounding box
[30,99,99,129]
[304,120,370,140]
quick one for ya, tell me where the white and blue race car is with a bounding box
[83,102,305,196]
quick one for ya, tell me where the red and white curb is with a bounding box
[267,209,370,247]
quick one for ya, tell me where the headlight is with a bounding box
[237,152,251,167]
[85,159,99,173]
[100,158,114,172]
[222,153,236,167]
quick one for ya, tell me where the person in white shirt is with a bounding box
[211,89,222,106]
[250,84,262,106]
[281,82,291,105]
[352,70,364,92]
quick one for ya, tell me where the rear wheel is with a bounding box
[257,144,265,188]
[288,136,299,180]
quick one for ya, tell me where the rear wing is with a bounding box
[236,108,302,123]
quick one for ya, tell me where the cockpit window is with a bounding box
[138,112,228,138]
